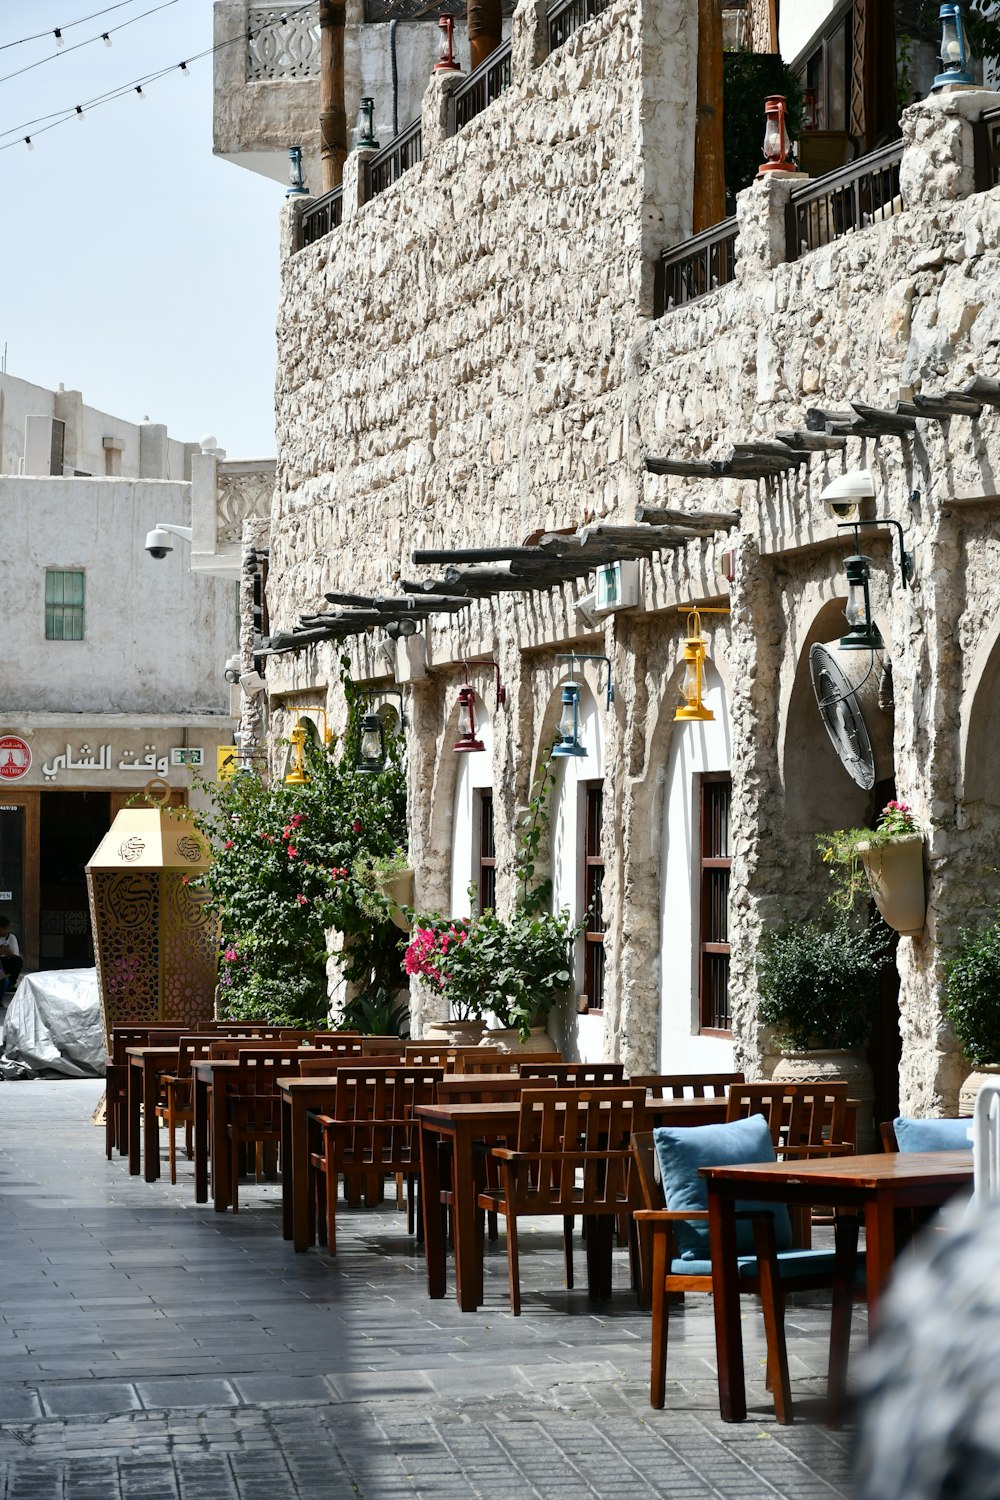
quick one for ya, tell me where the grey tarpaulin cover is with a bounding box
[1,969,104,1078]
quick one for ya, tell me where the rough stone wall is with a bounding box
[268,19,1000,1101]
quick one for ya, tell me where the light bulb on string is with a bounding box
[54,29,64,47]
[24,136,32,150]
[179,60,189,75]
[75,105,84,122]
[135,86,145,100]
[102,33,111,47]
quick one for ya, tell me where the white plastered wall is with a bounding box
[449,705,494,919]
[658,658,735,1073]
[549,685,605,1063]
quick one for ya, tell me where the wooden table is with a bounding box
[192,1058,240,1211]
[126,1046,179,1182]
[278,1075,341,1250]
[703,1149,975,1422]
[416,1093,728,1312]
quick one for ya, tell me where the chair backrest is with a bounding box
[213,1026,309,1039]
[110,1025,186,1065]
[332,1066,444,1122]
[518,1062,626,1087]
[515,1087,648,1208]
[310,1038,365,1055]
[452,1052,520,1074]
[434,1074,558,1104]
[174,1035,216,1077]
[973,1080,1000,1201]
[726,1081,851,1159]
[229,1050,306,1099]
[403,1045,453,1068]
[630,1130,663,1212]
[358,1036,408,1056]
[632,1071,745,1099]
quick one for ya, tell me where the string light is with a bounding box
[0,6,315,152]
[101,33,111,46]
[134,85,144,100]
[24,136,32,150]
[54,29,65,47]
[0,3,178,90]
[0,1,153,53]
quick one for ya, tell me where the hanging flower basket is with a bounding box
[856,834,926,936]
[377,868,414,932]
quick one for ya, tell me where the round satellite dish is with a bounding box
[809,643,880,789]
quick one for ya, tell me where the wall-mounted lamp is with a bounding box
[284,724,311,786]
[836,518,914,653]
[551,654,613,759]
[674,607,729,723]
[934,2,973,89]
[758,94,794,175]
[354,690,406,773]
[453,684,485,753]
[355,96,379,150]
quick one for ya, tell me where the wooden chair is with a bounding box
[480,1086,647,1313]
[518,1062,626,1086]
[225,1050,307,1211]
[633,1085,859,1422]
[452,1051,563,1075]
[105,1024,187,1159]
[632,1072,745,1099]
[403,1044,503,1072]
[153,1035,216,1182]
[309,1066,444,1251]
[359,1035,408,1057]
[208,1037,364,1060]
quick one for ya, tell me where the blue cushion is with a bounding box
[671,1248,841,1280]
[893,1116,972,1152]
[653,1114,794,1261]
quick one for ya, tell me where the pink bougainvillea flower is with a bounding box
[287,846,297,859]
[224,839,233,850]
[352,820,362,833]
[181,875,189,885]
[291,814,303,828]
[223,947,239,963]
[296,894,308,906]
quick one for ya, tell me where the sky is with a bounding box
[0,0,285,456]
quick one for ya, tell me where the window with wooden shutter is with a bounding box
[699,773,732,1034]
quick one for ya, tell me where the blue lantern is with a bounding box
[552,680,587,758]
[934,3,973,89]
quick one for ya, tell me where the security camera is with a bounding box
[820,469,876,520]
[224,655,241,684]
[145,527,174,560]
[573,591,599,632]
[385,618,419,640]
[239,670,267,697]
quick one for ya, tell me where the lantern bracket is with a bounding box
[462,657,507,709]
[556,653,613,709]
[836,518,914,591]
[358,687,407,729]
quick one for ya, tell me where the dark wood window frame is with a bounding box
[582,781,605,1014]
[698,772,732,1036]
[476,788,496,915]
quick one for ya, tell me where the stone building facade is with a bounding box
[259,0,1000,1112]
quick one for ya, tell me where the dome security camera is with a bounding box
[145,526,174,560]
[224,655,242,684]
[820,469,876,520]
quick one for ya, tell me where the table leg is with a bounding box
[281,1096,293,1242]
[420,1120,447,1300]
[708,1186,747,1422]
[452,1124,484,1312]
[863,1192,897,1326]
[212,1077,230,1212]
[128,1060,142,1177]
[291,1095,312,1251]
[193,1074,209,1204]
[143,1060,161,1183]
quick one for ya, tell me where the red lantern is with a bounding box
[758,95,794,175]
[452,684,485,753]
[434,15,460,73]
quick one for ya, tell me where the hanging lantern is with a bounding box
[355,97,379,150]
[284,725,311,786]
[453,684,485,753]
[839,553,885,652]
[758,95,794,175]
[356,712,386,773]
[552,680,587,758]
[934,3,973,88]
[675,611,714,723]
[434,15,460,72]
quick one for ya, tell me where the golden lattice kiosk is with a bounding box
[85,782,218,1041]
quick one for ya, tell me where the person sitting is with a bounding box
[0,915,23,1005]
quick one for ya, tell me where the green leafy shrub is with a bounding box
[757,917,891,1051]
[944,918,1000,1067]
[338,988,411,1038]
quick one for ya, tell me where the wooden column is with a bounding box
[468,0,503,71]
[693,0,726,232]
[320,0,347,192]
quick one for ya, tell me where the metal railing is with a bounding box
[548,0,611,53]
[785,140,904,262]
[299,184,344,248]
[654,217,738,316]
[366,118,423,198]
[451,41,513,132]
[974,105,1000,193]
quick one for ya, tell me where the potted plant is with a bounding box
[824,799,926,937]
[944,916,1000,1113]
[354,848,414,933]
[338,986,411,1038]
[404,917,487,1044]
[757,915,890,1150]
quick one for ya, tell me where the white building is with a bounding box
[0,374,244,978]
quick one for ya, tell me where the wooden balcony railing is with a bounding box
[654,217,738,316]
[974,104,1000,193]
[548,0,611,53]
[299,184,343,248]
[452,41,513,132]
[366,118,423,198]
[784,140,904,262]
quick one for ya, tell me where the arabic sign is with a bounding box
[0,736,31,781]
[40,744,172,780]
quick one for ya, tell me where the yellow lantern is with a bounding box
[675,609,714,723]
[284,724,311,786]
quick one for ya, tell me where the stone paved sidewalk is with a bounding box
[0,1080,862,1498]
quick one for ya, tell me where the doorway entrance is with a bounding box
[39,792,111,970]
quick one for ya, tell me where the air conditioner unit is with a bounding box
[594,560,640,615]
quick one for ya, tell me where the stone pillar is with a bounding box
[139,420,170,480]
[342,146,379,219]
[405,672,451,1035]
[238,516,270,773]
[421,70,464,154]
[511,0,549,78]
[280,197,307,261]
[735,171,808,281]
[899,89,997,209]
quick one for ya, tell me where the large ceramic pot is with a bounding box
[772,1047,876,1153]
[423,1019,488,1046]
[856,835,925,937]
[958,1062,1000,1116]
[480,1026,557,1055]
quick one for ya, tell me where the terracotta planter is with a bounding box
[480,1025,557,1055]
[377,869,413,933]
[959,1062,1000,1117]
[856,835,925,936]
[772,1047,876,1153]
[423,1019,488,1046]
